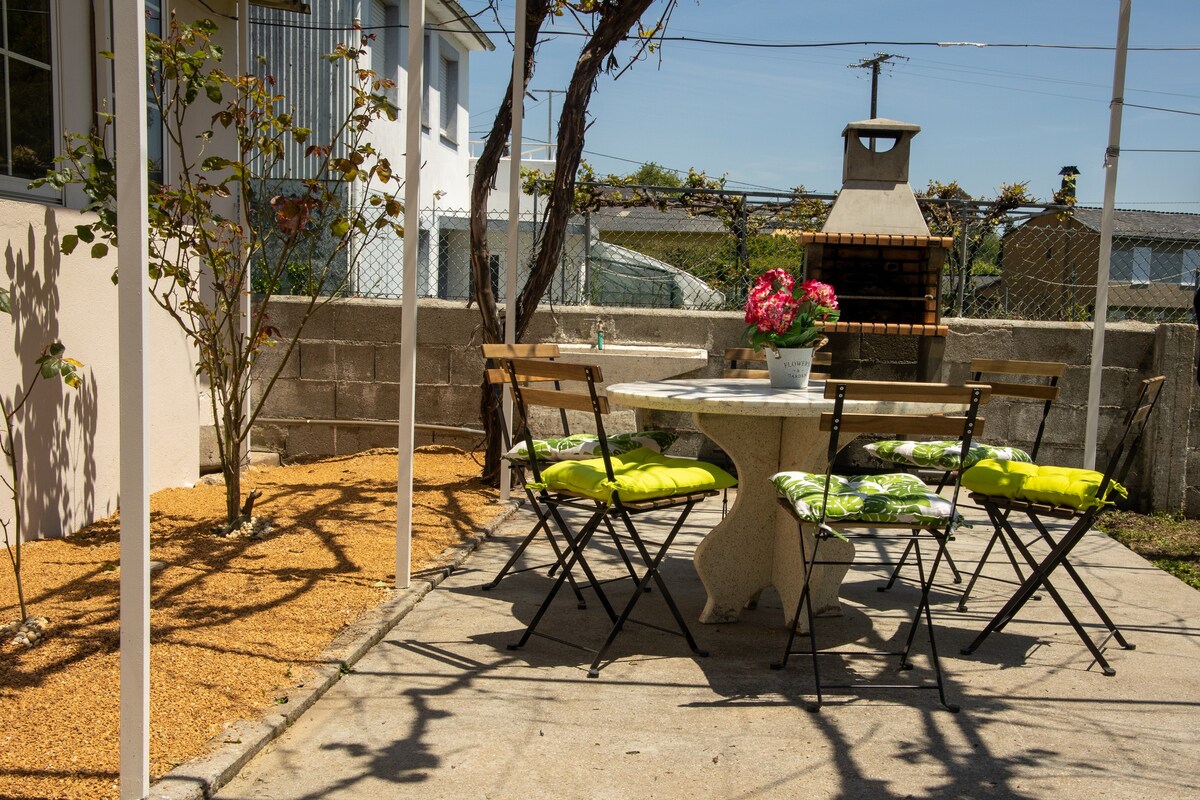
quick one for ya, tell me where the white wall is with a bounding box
[0,203,198,542]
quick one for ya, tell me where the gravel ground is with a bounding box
[0,445,503,800]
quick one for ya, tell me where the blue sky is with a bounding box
[461,1,1199,212]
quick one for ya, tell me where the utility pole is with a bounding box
[849,53,908,147]
[530,88,565,160]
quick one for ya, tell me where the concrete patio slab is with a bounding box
[214,495,1200,800]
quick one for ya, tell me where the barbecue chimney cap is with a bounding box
[1059,165,1080,176]
[841,118,921,136]
[840,117,921,185]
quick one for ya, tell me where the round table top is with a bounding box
[606,378,964,418]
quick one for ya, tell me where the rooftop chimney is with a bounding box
[1058,165,1080,203]
[822,118,930,236]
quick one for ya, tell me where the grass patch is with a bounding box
[1097,510,1200,590]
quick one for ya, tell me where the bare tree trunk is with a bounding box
[470,2,551,484]
[469,1,661,484]
[514,0,656,340]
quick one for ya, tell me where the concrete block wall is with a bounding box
[251,297,1198,514]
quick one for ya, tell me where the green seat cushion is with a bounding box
[536,447,737,503]
[505,430,677,464]
[961,458,1126,511]
[865,439,1032,471]
[770,471,963,527]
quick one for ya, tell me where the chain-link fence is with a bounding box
[346,188,1200,324]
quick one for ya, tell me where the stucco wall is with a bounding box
[252,297,1198,515]
[1,201,200,541]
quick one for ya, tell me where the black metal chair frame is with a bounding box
[960,375,1165,676]
[478,345,636,608]
[773,379,989,713]
[502,358,716,678]
[882,359,1066,599]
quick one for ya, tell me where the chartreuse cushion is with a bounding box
[536,447,736,503]
[961,458,1126,511]
[865,439,1032,471]
[505,430,677,464]
[770,471,963,527]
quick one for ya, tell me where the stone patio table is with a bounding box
[606,377,965,628]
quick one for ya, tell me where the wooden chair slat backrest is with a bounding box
[723,347,833,379]
[481,343,569,451]
[505,359,609,412]
[970,358,1067,378]
[505,358,611,483]
[968,358,1066,461]
[1102,375,1166,496]
[482,343,562,359]
[821,413,987,437]
[813,380,990,532]
[822,379,993,405]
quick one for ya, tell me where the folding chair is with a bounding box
[771,380,990,712]
[503,358,736,677]
[959,375,1165,676]
[479,344,638,607]
[871,359,1066,597]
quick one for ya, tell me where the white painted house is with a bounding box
[250,0,494,296]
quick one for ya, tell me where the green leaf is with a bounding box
[91,242,109,259]
[75,225,95,243]
[61,234,79,255]
[49,342,65,357]
[0,288,10,315]
[330,219,350,237]
[202,156,230,171]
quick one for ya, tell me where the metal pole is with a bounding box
[500,0,526,501]
[956,215,969,316]
[115,1,150,796]
[396,0,425,587]
[1084,0,1131,470]
[239,0,252,468]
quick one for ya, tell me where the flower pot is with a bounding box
[766,346,815,389]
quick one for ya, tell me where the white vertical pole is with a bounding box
[396,0,425,589]
[1084,0,1131,470]
[499,0,526,502]
[114,0,150,797]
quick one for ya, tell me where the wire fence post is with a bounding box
[956,215,970,316]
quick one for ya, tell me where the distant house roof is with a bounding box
[435,1,495,51]
[1066,207,1200,242]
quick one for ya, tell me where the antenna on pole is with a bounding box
[849,53,908,148]
[530,88,565,160]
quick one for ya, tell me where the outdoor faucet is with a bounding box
[595,317,605,350]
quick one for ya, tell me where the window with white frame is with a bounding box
[1184,250,1200,288]
[438,44,458,142]
[0,0,55,194]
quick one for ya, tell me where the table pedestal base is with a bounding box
[693,413,853,629]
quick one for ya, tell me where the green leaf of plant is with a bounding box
[330,219,350,237]
[0,288,10,315]
[91,242,109,258]
[49,342,65,357]
[61,234,79,255]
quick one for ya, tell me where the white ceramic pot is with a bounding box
[766,346,815,389]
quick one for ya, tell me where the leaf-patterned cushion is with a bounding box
[770,471,963,527]
[864,439,1032,471]
[505,430,677,464]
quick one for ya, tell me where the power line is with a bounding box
[1123,102,1200,117]
[245,18,1200,51]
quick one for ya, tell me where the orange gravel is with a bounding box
[0,446,503,800]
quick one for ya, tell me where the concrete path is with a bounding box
[215,495,1200,800]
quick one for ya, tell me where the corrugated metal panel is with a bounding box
[250,1,354,179]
